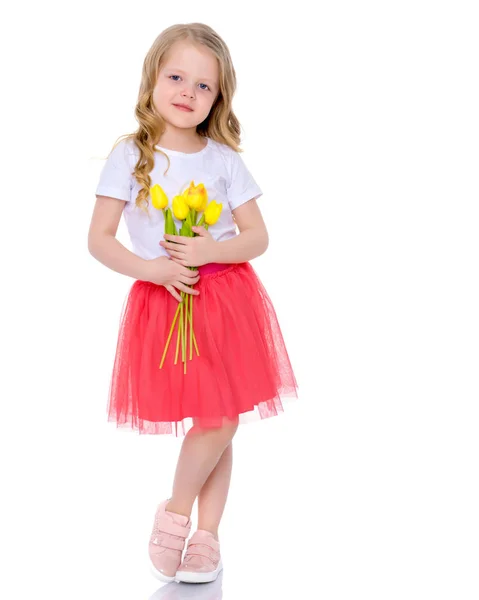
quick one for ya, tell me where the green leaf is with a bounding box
[165,208,178,236]
[164,208,172,235]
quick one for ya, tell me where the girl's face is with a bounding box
[153,41,220,134]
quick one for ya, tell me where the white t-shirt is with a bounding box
[95,136,263,260]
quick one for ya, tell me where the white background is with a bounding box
[1,1,478,598]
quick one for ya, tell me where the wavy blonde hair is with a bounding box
[106,22,243,214]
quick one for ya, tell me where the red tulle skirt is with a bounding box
[107,261,299,436]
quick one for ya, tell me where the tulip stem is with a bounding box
[159,300,181,369]
[186,304,199,356]
[190,292,193,360]
[174,303,181,365]
[183,292,187,373]
[177,296,184,365]
[181,292,186,362]
[188,272,200,356]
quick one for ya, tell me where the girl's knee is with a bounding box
[221,416,239,436]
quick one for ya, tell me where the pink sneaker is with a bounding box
[175,529,223,583]
[148,499,192,583]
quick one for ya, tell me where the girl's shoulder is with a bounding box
[106,136,140,167]
[208,137,238,157]
[207,138,242,177]
[122,136,141,159]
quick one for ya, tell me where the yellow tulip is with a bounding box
[150,183,169,210]
[199,193,208,212]
[204,200,223,225]
[172,194,190,220]
[184,181,208,211]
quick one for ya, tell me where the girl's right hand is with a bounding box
[144,256,200,303]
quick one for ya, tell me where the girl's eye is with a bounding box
[169,75,209,90]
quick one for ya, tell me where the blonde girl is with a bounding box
[88,22,298,585]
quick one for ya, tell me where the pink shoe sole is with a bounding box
[175,558,223,583]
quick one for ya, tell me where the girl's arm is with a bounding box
[88,195,151,280]
[211,199,269,264]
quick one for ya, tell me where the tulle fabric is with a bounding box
[107,261,299,436]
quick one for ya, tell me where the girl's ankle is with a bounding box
[197,527,219,541]
[165,499,191,519]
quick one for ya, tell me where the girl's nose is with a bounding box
[181,85,195,99]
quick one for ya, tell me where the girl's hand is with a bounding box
[159,226,216,267]
[143,256,200,303]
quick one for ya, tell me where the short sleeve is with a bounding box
[95,139,134,202]
[226,150,263,210]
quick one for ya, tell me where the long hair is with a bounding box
[106,23,243,213]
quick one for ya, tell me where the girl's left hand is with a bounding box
[159,226,217,267]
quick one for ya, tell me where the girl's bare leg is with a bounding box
[196,441,233,540]
[166,417,238,520]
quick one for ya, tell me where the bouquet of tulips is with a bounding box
[150,181,223,374]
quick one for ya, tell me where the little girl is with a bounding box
[88,22,298,585]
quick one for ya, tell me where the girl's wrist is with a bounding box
[138,257,155,282]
